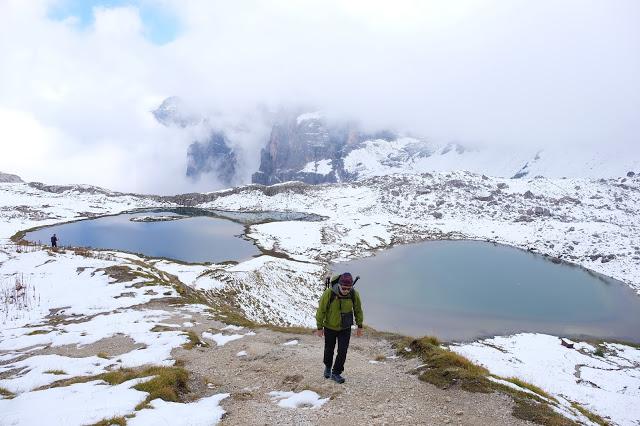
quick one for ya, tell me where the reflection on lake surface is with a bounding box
[336,240,640,343]
[24,209,321,263]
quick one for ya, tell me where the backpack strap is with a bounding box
[329,289,355,304]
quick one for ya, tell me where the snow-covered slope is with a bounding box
[344,138,640,180]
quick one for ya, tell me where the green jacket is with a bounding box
[316,287,364,331]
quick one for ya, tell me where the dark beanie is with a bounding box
[339,273,353,286]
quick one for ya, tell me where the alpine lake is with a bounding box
[25,210,640,343]
[24,208,323,264]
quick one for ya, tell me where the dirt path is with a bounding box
[158,302,531,426]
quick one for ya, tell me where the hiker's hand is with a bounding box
[315,329,324,337]
[356,328,363,337]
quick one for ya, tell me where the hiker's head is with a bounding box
[338,273,353,294]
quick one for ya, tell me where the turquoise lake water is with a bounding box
[335,240,640,342]
[24,209,270,263]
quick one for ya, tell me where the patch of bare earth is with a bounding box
[153,302,532,426]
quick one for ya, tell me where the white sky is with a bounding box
[0,0,638,194]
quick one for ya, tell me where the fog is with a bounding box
[0,0,638,194]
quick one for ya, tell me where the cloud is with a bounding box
[0,0,638,193]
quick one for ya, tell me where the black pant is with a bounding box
[324,327,351,374]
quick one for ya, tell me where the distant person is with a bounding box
[315,272,364,384]
[50,234,58,248]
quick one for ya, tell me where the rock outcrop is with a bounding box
[186,132,237,186]
[0,172,23,183]
[153,97,238,186]
[251,112,395,185]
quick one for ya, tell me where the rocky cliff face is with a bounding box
[153,97,238,185]
[251,112,395,185]
[152,97,201,128]
[0,172,24,183]
[186,132,237,185]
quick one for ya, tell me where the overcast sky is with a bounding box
[0,0,638,194]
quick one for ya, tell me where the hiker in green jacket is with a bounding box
[315,272,364,384]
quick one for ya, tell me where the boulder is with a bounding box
[533,206,551,216]
[446,179,465,188]
[515,215,534,222]
[560,338,575,349]
[474,193,494,202]
[523,190,535,199]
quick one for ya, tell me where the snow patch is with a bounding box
[452,333,640,426]
[129,394,229,426]
[268,390,329,409]
[296,111,322,124]
[0,378,150,425]
[300,159,332,175]
[202,332,244,346]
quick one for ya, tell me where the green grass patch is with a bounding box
[39,366,189,410]
[44,369,67,375]
[150,325,178,333]
[97,352,110,359]
[505,377,557,402]
[0,387,16,399]
[512,399,577,426]
[570,402,609,426]
[395,336,491,393]
[182,330,208,350]
[593,346,606,357]
[26,329,51,335]
[132,366,189,410]
[89,417,127,426]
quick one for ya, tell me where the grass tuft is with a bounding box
[570,402,609,426]
[182,330,208,350]
[41,365,189,411]
[26,329,51,336]
[89,417,127,426]
[395,336,491,392]
[512,399,576,426]
[133,366,189,410]
[44,369,67,375]
[0,387,16,399]
[97,352,110,359]
[505,377,556,402]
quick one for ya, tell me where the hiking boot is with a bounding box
[330,373,345,384]
[323,366,331,379]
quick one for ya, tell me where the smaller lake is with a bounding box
[336,240,640,343]
[24,209,320,264]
